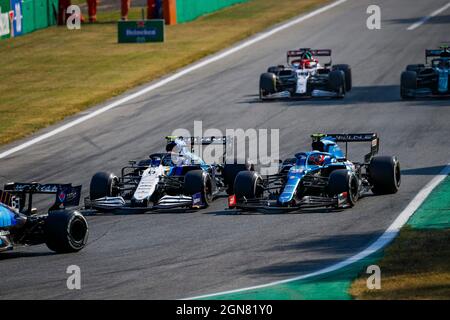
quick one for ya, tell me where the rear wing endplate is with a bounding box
[3,183,82,213]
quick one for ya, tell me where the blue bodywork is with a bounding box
[0,203,18,229]
[278,136,349,205]
[436,61,449,93]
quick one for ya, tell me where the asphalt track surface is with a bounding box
[1,0,449,299]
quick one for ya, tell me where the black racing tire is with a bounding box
[400,71,417,100]
[234,171,263,200]
[369,156,401,195]
[222,163,251,195]
[333,64,352,91]
[328,70,345,98]
[260,72,277,99]
[406,64,424,72]
[184,170,213,206]
[89,172,118,200]
[328,169,358,206]
[45,210,89,253]
[267,66,281,74]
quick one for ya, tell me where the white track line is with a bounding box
[407,2,450,30]
[0,0,348,160]
[184,164,450,300]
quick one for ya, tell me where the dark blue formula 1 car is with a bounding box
[401,45,450,99]
[0,182,88,253]
[228,133,401,213]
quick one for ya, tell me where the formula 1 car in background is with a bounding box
[85,136,251,213]
[228,133,400,213]
[0,182,88,253]
[259,48,352,100]
[401,45,450,99]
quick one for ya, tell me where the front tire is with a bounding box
[234,171,263,200]
[400,71,417,100]
[45,210,89,253]
[259,72,277,99]
[184,170,213,206]
[369,156,401,194]
[89,172,118,200]
[328,70,345,98]
[328,169,359,206]
[222,163,251,195]
[333,64,352,91]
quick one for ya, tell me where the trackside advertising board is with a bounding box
[0,0,56,40]
[118,19,165,43]
[0,0,11,39]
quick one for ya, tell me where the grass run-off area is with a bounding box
[0,0,329,146]
[350,176,450,300]
[350,227,450,299]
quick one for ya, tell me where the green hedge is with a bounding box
[176,0,249,23]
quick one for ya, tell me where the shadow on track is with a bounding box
[239,85,450,106]
[386,15,450,25]
[402,165,449,176]
[242,231,382,277]
[0,251,55,260]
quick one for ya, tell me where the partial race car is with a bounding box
[0,182,88,253]
[85,136,251,213]
[228,133,400,213]
[259,48,352,100]
[401,45,450,99]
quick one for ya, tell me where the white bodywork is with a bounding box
[133,165,165,202]
[295,70,310,94]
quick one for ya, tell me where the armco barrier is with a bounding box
[175,0,249,24]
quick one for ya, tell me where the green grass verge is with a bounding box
[0,0,329,146]
[350,176,450,299]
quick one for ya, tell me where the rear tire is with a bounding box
[260,72,277,99]
[400,71,417,100]
[45,210,88,253]
[234,171,263,200]
[267,66,281,74]
[369,156,401,194]
[328,169,358,206]
[90,172,118,200]
[333,64,352,91]
[406,64,424,72]
[222,163,251,195]
[184,170,213,206]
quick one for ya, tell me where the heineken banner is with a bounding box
[118,19,164,43]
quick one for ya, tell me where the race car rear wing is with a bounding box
[165,136,231,163]
[287,48,332,66]
[3,182,82,213]
[287,49,332,57]
[425,46,450,63]
[311,133,379,162]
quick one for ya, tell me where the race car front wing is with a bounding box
[85,194,202,213]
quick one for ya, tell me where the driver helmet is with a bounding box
[292,59,302,69]
[308,154,326,166]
